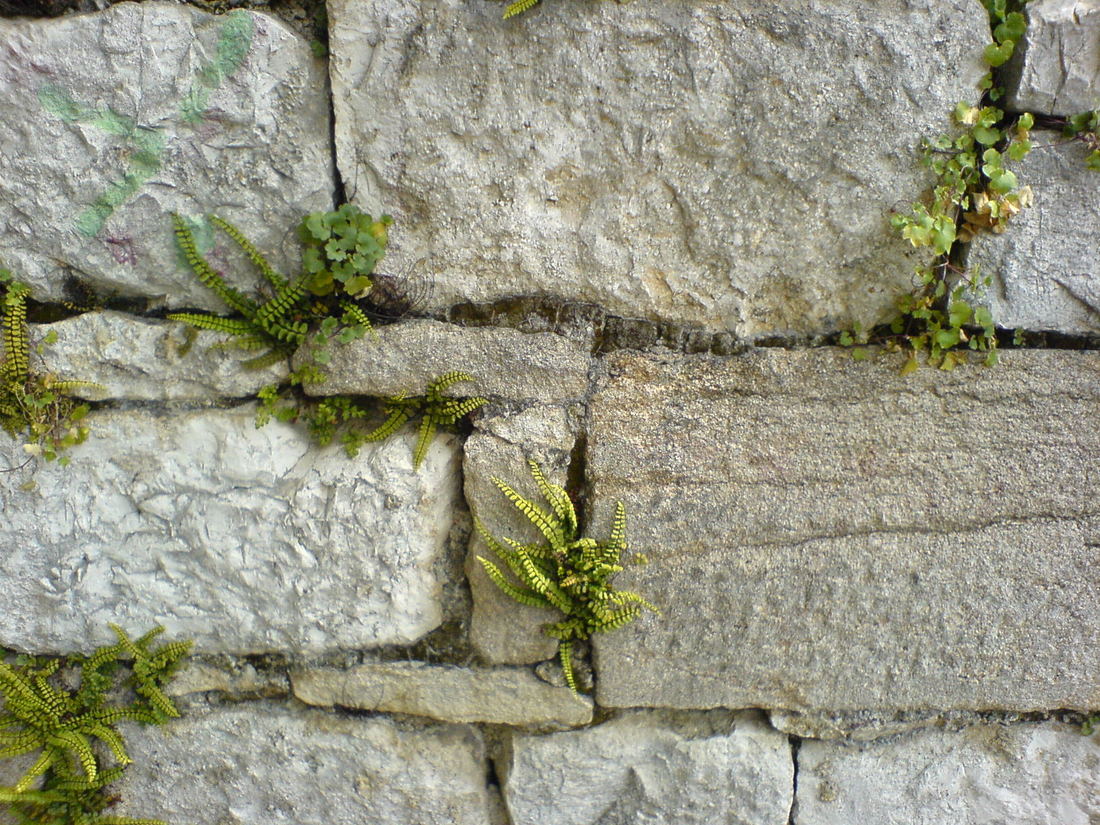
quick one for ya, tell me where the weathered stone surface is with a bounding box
[297,319,591,402]
[504,710,793,825]
[797,722,1100,824]
[329,0,986,338]
[588,349,1100,711]
[1006,0,1100,116]
[968,136,1100,335]
[0,405,461,655]
[0,2,332,310]
[30,311,288,400]
[167,659,290,698]
[464,405,575,664]
[291,661,592,727]
[113,702,491,825]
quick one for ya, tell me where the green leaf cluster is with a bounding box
[256,370,487,469]
[167,209,386,370]
[1064,110,1100,171]
[476,460,657,694]
[0,625,190,825]
[0,272,98,465]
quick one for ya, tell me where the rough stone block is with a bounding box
[328,0,987,338]
[30,311,288,400]
[297,319,592,402]
[0,3,333,310]
[967,135,1100,335]
[0,405,461,655]
[503,710,793,825]
[588,349,1100,711]
[1007,0,1100,116]
[291,661,592,727]
[112,702,492,825]
[797,722,1100,824]
[463,404,576,664]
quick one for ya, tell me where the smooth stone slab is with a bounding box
[329,0,987,338]
[0,405,461,655]
[297,319,591,403]
[797,722,1100,824]
[0,2,332,310]
[968,136,1100,335]
[112,703,491,825]
[30,311,288,400]
[463,404,575,664]
[588,349,1100,711]
[503,711,793,825]
[291,661,592,728]
[1007,0,1100,116]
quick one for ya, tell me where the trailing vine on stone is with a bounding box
[0,625,191,825]
[476,460,657,694]
[0,271,100,466]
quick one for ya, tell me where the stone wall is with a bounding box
[1,0,1098,823]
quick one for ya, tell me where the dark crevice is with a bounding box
[787,735,801,825]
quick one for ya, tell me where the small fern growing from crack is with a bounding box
[258,370,487,469]
[167,207,390,369]
[0,271,100,466]
[477,460,657,694]
[0,624,191,825]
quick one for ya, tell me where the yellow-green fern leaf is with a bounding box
[527,459,577,537]
[166,313,258,337]
[1,281,29,384]
[171,214,256,316]
[209,215,286,289]
[491,477,566,547]
[504,0,539,18]
[608,500,627,550]
[476,557,555,608]
[559,640,578,694]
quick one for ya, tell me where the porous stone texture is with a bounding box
[503,710,793,825]
[967,136,1100,335]
[0,2,332,310]
[796,722,1100,824]
[588,348,1100,711]
[463,404,576,664]
[291,661,593,727]
[0,405,461,655]
[297,319,592,402]
[1006,0,1100,116]
[112,702,492,825]
[329,0,987,338]
[167,659,290,698]
[30,312,288,400]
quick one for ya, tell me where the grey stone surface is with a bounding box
[967,135,1100,335]
[291,661,592,727]
[464,405,575,664]
[1007,0,1100,116]
[797,722,1100,824]
[297,319,591,403]
[588,349,1100,711]
[167,659,290,698]
[0,405,461,655]
[0,2,333,310]
[329,0,987,338]
[503,710,793,825]
[30,311,288,401]
[112,702,492,825]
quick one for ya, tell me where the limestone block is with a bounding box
[503,710,793,825]
[0,2,333,310]
[967,135,1100,335]
[291,661,592,727]
[1007,0,1100,115]
[297,319,591,402]
[112,703,492,825]
[588,349,1100,711]
[0,405,461,655]
[30,311,288,400]
[167,659,289,698]
[797,722,1100,824]
[463,404,575,664]
[328,0,987,338]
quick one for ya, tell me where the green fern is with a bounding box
[503,0,540,18]
[0,272,100,465]
[477,460,657,694]
[0,626,190,825]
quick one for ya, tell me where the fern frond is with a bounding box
[166,313,258,337]
[491,477,565,548]
[608,500,627,550]
[427,370,476,400]
[240,349,287,370]
[48,729,98,781]
[1,281,29,384]
[412,413,437,469]
[441,395,488,421]
[360,402,415,443]
[476,557,554,608]
[13,749,55,792]
[559,640,578,694]
[594,605,640,633]
[253,279,307,334]
[209,215,286,289]
[171,213,256,316]
[527,459,578,537]
[504,0,540,18]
